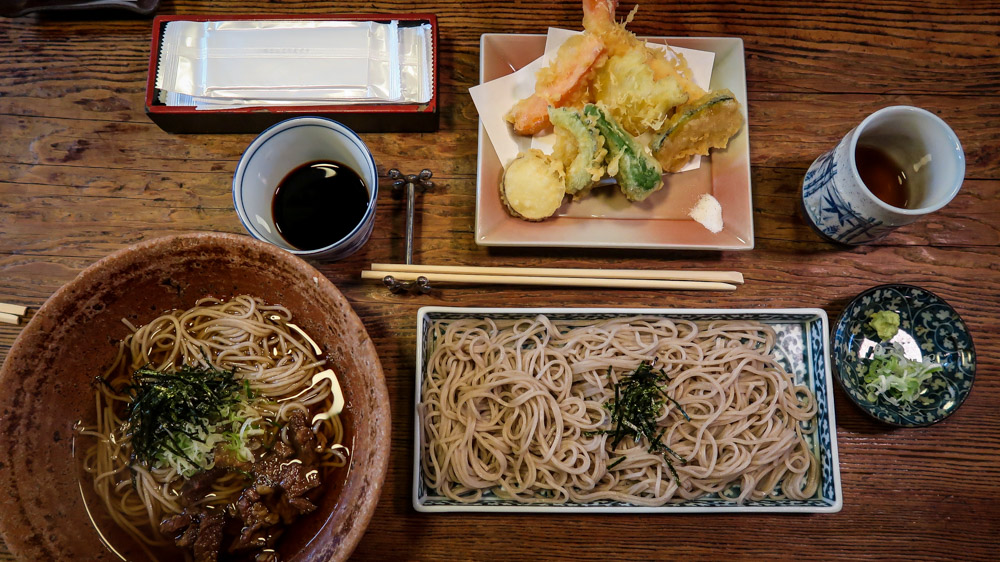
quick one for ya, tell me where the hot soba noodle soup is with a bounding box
[78,295,348,562]
[419,315,819,505]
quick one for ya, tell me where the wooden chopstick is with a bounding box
[0,303,27,325]
[369,263,744,284]
[361,270,737,291]
[0,303,27,316]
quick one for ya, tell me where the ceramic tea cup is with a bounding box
[233,117,379,260]
[801,106,964,245]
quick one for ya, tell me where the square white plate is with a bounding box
[474,35,753,250]
[413,307,842,513]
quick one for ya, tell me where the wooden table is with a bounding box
[1,1,998,560]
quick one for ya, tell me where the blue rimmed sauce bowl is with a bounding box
[832,283,976,427]
[232,116,379,261]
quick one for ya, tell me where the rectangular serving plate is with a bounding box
[413,307,842,513]
[474,34,753,250]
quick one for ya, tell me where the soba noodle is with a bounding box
[419,315,819,505]
[78,295,347,560]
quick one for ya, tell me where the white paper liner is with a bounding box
[470,27,716,174]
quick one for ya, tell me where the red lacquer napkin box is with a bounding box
[145,14,439,134]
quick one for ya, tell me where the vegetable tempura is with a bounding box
[500,0,744,221]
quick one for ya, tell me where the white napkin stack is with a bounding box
[155,20,433,110]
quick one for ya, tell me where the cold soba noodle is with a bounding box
[420,316,819,505]
[78,296,347,562]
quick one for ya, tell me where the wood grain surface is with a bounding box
[1,1,998,560]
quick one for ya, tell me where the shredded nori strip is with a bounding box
[117,365,245,468]
[595,362,690,485]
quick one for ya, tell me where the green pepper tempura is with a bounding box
[583,104,663,201]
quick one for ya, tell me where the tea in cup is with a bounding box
[801,105,964,245]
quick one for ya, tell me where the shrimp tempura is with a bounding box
[584,0,704,100]
[505,33,607,135]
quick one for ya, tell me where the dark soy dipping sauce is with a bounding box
[855,144,913,209]
[272,161,369,251]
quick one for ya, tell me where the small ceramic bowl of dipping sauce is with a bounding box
[233,117,379,260]
[831,284,976,427]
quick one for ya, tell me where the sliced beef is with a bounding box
[230,487,280,552]
[251,437,320,507]
[271,440,295,460]
[176,524,198,549]
[286,411,320,465]
[213,444,254,472]
[285,496,317,514]
[160,410,327,562]
[179,466,227,506]
[192,511,225,562]
[281,462,320,499]
[160,508,225,562]
[223,414,324,555]
[159,512,192,535]
[228,439,322,543]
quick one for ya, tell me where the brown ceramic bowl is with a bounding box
[0,232,390,561]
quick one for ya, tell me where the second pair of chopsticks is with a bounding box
[364,264,743,291]
[0,302,28,325]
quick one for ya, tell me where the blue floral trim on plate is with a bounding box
[415,309,841,512]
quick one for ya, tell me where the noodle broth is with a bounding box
[74,403,357,562]
[75,296,356,562]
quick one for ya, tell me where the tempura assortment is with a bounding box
[500,0,744,221]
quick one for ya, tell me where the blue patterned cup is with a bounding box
[801,106,964,245]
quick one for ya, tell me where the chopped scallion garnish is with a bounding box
[116,365,261,476]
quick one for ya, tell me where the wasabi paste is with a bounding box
[869,310,900,340]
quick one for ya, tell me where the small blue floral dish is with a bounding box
[832,284,975,427]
